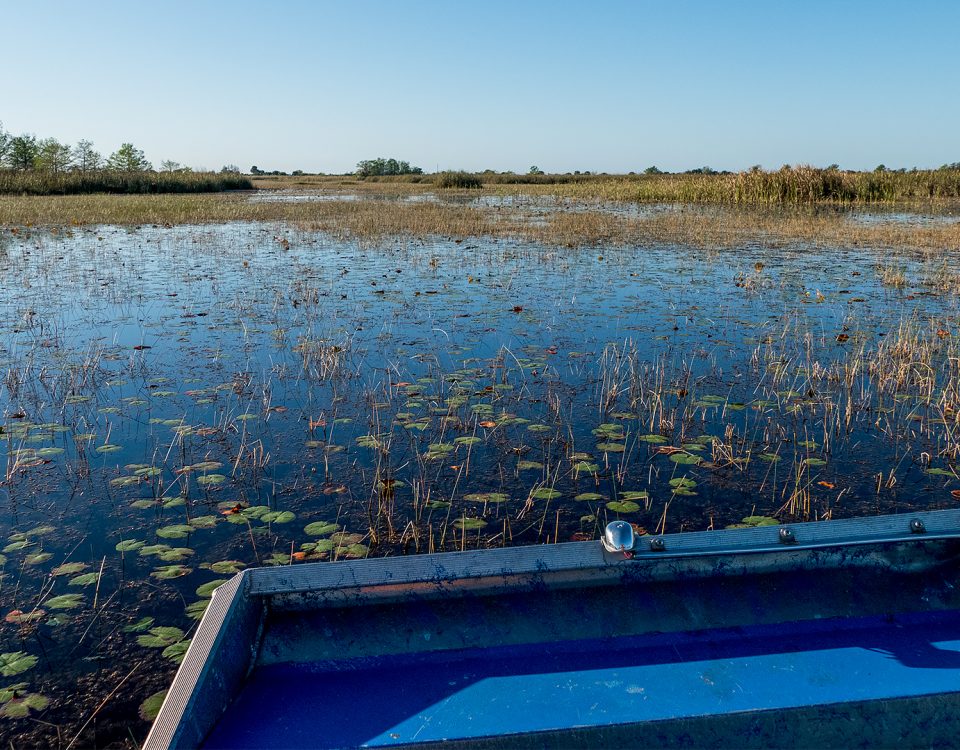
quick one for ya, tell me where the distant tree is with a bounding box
[874,164,887,173]
[0,122,10,165]
[291,169,304,176]
[826,163,840,171]
[940,162,960,171]
[72,140,102,172]
[7,134,39,170]
[220,164,240,174]
[355,158,422,177]
[36,138,73,173]
[106,143,152,171]
[747,164,762,173]
[160,159,182,172]
[250,165,263,175]
[685,166,717,175]
[528,165,543,175]
[643,166,663,175]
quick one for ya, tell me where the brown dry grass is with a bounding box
[2,191,959,253]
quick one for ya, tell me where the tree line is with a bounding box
[0,122,195,174]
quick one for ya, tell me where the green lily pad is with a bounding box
[162,640,191,663]
[452,518,487,530]
[35,447,64,457]
[606,501,640,513]
[574,492,605,501]
[122,616,155,633]
[517,460,544,471]
[196,474,226,486]
[927,468,955,477]
[51,562,87,576]
[304,522,339,536]
[156,524,194,539]
[157,547,194,562]
[596,442,625,453]
[531,487,562,500]
[69,572,100,586]
[196,579,228,598]
[464,493,509,504]
[638,434,669,444]
[188,516,219,529]
[0,691,49,718]
[130,499,156,509]
[151,565,192,580]
[620,491,649,501]
[669,477,697,489]
[741,515,779,527]
[261,511,295,524]
[0,652,37,677]
[139,690,167,722]
[25,552,52,566]
[186,600,209,620]
[137,626,185,648]
[95,444,122,453]
[45,594,83,610]
[669,453,701,465]
[204,560,245,574]
[110,476,142,488]
[573,461,600,474]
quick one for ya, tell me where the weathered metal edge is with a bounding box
[249,508,960,596]
[143,572,254,750]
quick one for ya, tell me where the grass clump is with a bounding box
[434,171,483,189]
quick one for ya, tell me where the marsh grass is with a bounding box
[3,192,960,252]
[254,168,960,204]
[0,170,252,196]
[434,171,483,189]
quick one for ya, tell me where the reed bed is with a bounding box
[0,170,252,195]
[254,168,960,205]
[3,193,958,252]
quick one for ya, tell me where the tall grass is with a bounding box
[0,170,253,196]
[253,167,960,204]
[510,167,960,204]
[434,171,483,189]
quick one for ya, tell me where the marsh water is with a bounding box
[1,215,959,744]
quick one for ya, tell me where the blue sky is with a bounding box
[2,0,957,173]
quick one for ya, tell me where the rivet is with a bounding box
[910,518,926,534]
[779,527,796,544]
[649,537,666,552]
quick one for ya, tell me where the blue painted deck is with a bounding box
[202,609,960,749]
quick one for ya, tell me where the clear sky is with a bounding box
[2,0,957,174]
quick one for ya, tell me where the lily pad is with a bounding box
[162,641,191,663]
[45,594,84,610]
[156,524,194,539]
[122,617,155,633]
[69,572,100,586]
[95,444,122,453]
[139,690,167,722]
[574,492,605,502]
[453,518,487,530]
[606,501,640,513]
[261,511,295,524]
[596,442,625,453]
[51,562,87,576]
[150,565,192,580]
[204,560,245,574]
[669,453,701,465]
[196,474,226,486]
[304,521,339,536]
[0,691,48,718]
[137,626,185,648]
[0,652,37,677]
[196,579,228,598]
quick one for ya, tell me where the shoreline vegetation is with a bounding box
[1,185,958,254]
[0,169,253,196]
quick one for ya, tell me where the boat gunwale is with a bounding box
[144,507,960,750]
